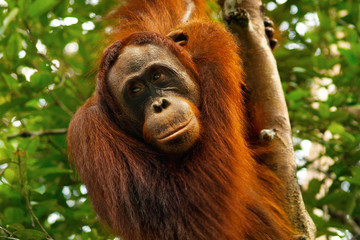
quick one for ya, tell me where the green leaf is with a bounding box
[26,137,40,156]
[329,111,348,122]
[0,158,11,165]
[287,89,309,101]
[30,72,52,92]
[0,97,28,116]
[318,12,332,31]
[328,122,345,135]
[3,168,17,184]
[29,167,71,179]
[4,207,25,224]
[338,48,359,66]
[28,0,59,18]
[308,179,322,196]
[14,229,47,239]
[18,137,40,156]
[5,33,21,60]
[339,132,356,144]
[33,185,46,194]
[318,192,349,208]
[7,223,25,231]
[0,8,19,37]
[2,73,19,90]
[292,67,306,73]
[342,176,360,186]
[318,103,330,118]
[353,167,360,176]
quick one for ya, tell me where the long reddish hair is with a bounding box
[67,0,295,239]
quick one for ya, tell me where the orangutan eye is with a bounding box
[128,82,145,96]
[131,87,141,93]
[153,72,162,81]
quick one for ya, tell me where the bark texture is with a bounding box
[219,0,317,239]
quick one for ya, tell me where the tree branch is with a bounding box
[0,225,12,237]
[49,91,74,117]
[0,237,20,240]
[218,0,316,239]
[16,151,54,240]
[7,129,67,139]
[22,20,87,103]
[329,207,360,236]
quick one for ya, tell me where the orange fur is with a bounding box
[68,0,295,239]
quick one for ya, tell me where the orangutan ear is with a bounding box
[167,30,188,46]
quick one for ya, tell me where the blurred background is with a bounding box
[0,0,359,239]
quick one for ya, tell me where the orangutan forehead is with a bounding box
[113,44,181,76]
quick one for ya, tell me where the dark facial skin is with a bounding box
[107,44,201,154]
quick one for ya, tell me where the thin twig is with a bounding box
[47,137,67,155]
[0,177,16,192]
[16,151,54,240]
[23,21,59,72]
[50,91,74,117]
[338,19,360,36]
[329,207,360,235]
[0,237,19,240]
[66,75,87,101]
[7,129,67,139]
[0,225,12,237]
[22,20,86,103]
[24,196,54,240]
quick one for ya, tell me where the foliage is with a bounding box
[0,0,359,239]
[0,0,118,239]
